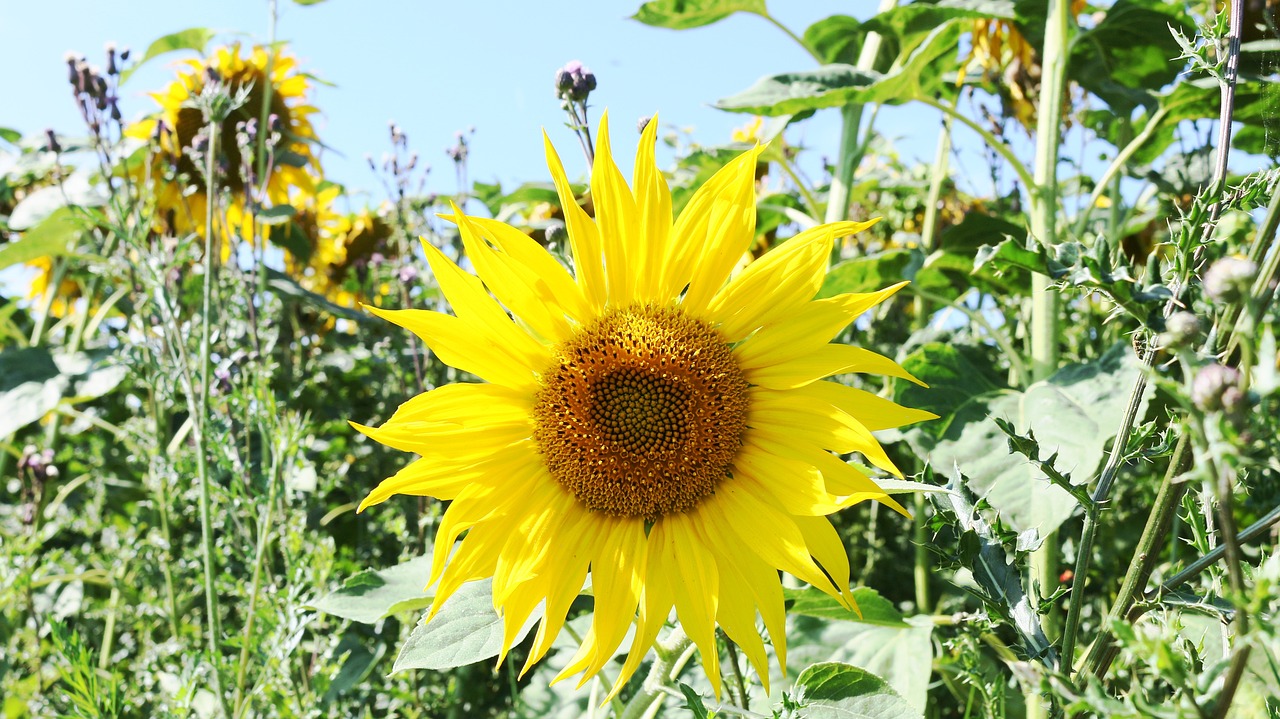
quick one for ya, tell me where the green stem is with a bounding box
[232,434,284,716]
[1082,432,1190,679]
[620,627,694,719]
[916,95,1037,192]
[1072,107,1168,236]
[772,152,823,223]
[913,493,931,613]
[1027,3,1071,717]
[823,0,896,225]
[909,286,1032,388]
[1059,352,1151,674]
[197,118,228,713]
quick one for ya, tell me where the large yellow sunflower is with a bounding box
[354,113,934,699]
[128,43,320,247]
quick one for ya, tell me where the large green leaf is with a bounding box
[120,28,217,84]
[787,588,933,712]
[915,343,1150,535]
[819,249,919,298]
[784,662,923,719]
[393,578,543,672]
[631,0,766,30]
[308,554,434,624]
[895,342,1012,434]
[0,208,85,271]
[715,23,962,115]
[0,348,128,438]
[0,128,20,144]
[1069,0,1193,113]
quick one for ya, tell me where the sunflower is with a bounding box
[127,43,320,247]
[353,113,934,699]
[291,203,399,308]
[26,256,80,317]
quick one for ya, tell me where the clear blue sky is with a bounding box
[1,0,953,204]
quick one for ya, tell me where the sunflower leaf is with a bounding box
[0,348,127,438]
[393,578,544,672]
[631,0,767,30]
[787,588,933,711]
[0,208,86,270]
[785,662,923,719]
[308,554,434,624]
[121,28,217,85]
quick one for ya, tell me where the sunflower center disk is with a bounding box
[532,304,749,520]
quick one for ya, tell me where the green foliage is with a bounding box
[785,662,923,719]
[631,0,766,30]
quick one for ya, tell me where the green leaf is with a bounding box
[786,662,923,719]
[0,348,127,438]
[293,0,328,4]
[9,182,106,231]
[121,28,216,84]
[0,208,85,271]
[715,23,962,115]
[264,268,371,323]
[1069,0,1193,113]
[894,343,1011,437]
[631,0,766,30]
[934,469,1058,667]
[308,554,434,624]
[393,578,543,672]
[678,683,711,719]
[255,205,297,226]
[819,249,920,298]
[787,588,933,711]
[0,127,20,144]
[919,343,1150,535]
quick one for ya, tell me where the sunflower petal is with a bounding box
[709,220,879,341]
[364,305,539,391]
[632,113,673,303]
[747,343,926,390]
[734,282,909,371]
[591,111,640,305]
[544,131,606,310]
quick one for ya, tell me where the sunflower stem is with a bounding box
[1026,2,1071,717]
[620,627,693,719]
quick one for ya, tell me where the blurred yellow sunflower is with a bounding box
[26,256,80,317]
[291,203,399,308]
[127,43,320,251]
[354,113,934,698]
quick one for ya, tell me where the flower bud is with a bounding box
[1159,311,1200,350]
[1191,363,1243,413]
[544,222,567,248]
[1203,256,1257,304]
[105,42,118,75]
[44,129,61,153]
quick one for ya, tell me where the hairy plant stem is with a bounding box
[1026,4,1070,718]
[197,118,229,713]
[722,632,750,711]
[620,627,694,719]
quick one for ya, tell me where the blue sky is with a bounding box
[2,0,955,205]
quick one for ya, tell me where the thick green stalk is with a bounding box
[197,119,229,713]
[1026,2,1071,717]
[823,0,896,224]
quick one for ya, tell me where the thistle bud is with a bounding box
[554,60,596,103]
[1203,256,1258,304]
[1191,363,1245,414]
[44,129,61,153]
[637,115,653,134]
[105,42,118,75]
[544,222,567,248]
[1158,311,1200,350]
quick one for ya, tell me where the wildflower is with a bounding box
[354,113,934,699]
